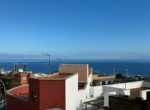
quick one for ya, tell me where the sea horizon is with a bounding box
[1,58,150,62]
[0,59,150,77]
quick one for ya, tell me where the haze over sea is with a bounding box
[0,59,150,77]
[0,1,149,78]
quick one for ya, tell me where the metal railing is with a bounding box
[0,79,6,110]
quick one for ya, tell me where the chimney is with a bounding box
[14,64,18,72]
[23,64,27,72]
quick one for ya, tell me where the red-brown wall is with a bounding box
[39,80,66,110]
[29,78,66,110]
[7,95,29,110]
[29,78,40,110]
[7,95,40,110]
[7,78,66,110]
[7,80,39,110]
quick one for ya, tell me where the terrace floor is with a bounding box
[83,97,104,110]
[7,85,29,102]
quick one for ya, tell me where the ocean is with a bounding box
[0,59,150,76]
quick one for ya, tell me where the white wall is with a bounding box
[102,81,144,107]
[104,91,116,107]
[90,81,147,108]
[143,82,150,88]
[65,74,78,110]
[79,88,87,100]
[79,83,90,99]
[125,81,144,89]
[123,89,130,95]
[90,84,130,98]
[106,83,126,89]
[103,86,130,107]
[90,86,103,97]
[78,81,92,110]
[103,86,124,93]
[88,72,92,83]
[104,89,130,107]
[107,81,144,89]
[78,90,85,109]
[141,90,150,100]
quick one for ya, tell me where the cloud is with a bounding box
[68,52,150,60]
[0,52,150,60]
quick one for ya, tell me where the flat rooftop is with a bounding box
[7,85,29,102]
[33,73,76,80]
[46,73,72,78]
[92,74,115,81]
[7,73,77,101]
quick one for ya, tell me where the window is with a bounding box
[102,81,106,85]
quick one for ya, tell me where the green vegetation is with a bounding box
[0,76,13,91]
[115,73,123,79]
[114,73,144,83]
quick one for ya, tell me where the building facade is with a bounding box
[6,64,93,110]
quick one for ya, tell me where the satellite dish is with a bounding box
[116,89,125,95]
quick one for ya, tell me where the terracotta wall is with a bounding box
[39,80,66,110]
[29,78,40,110]
[7,95,29,110]
[7,78,66,110]
[7,95,39,110]
[7,80,39,110]
[29,78,66,110]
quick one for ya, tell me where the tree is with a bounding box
[116,73,123,79]
[0,75,13,91]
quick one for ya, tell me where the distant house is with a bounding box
[9,72,34,86]
[92,74,115,86]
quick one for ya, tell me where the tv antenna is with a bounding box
[42,52,50,74]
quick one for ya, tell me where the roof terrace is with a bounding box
[7,73,76,101]
[36,73,74,80]
[7,84,29,102]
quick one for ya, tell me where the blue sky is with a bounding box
[0,0,150,60]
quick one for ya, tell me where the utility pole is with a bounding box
[113,67,115,75]
[57,58,62,67]
[125,69,128,89]
[126,69,128,78]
